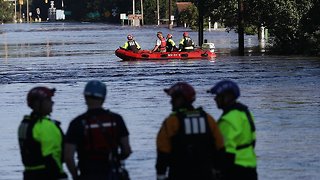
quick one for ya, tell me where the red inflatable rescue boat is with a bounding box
[115,45,216,61]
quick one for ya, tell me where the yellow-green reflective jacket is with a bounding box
[18,114,64,173]
[218,103,257,168]
[121,40,141,52]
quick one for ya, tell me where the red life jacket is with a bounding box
[82,112,119,161]
[160,38,167,52]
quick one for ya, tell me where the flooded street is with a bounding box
[1,22,320,180]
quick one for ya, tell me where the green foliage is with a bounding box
[0,0,14,23]
[298,0,320,55]
[244,26,257,35]
[260,0,317,55]
[208,0,319,55]
[143,0,173,25]
[209,0,238,28]
[143,0,156,24]
[178,4,198,29]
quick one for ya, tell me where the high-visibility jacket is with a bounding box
[121,40,141,52]
[18,114,64,175]
[218,102,257,168]
[166,39,176,52]
[179,37,194,51]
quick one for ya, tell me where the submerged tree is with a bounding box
[206,0,319,55]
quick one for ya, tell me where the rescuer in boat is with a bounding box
[166,34,178,52]
[179,32,195,52]
[207,80,258,180]
[151,31,167,53]
[121,34,141,53]
[156,82,225,180]
[18,87,68,180]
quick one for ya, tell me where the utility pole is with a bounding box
[198,0,204,47]
[168,0,172,29]
[141,0,144,25]
[19,0,22,22]
[238,0,245,56]
[133,0,135,16]
[132,0,136,26]
[26,0,29,23]
[14,0,17,22]
[157,0,160,25]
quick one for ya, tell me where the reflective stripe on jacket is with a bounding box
[156,107,224,177]
[218,103,257,168]
[122,40,140,52]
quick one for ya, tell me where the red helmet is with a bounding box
[164,82,196,103]
[167,34,173,39]
[127,34,133,40]
[27,87,55,108]
[183,32,189,37]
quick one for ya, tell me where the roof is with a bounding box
[176,2,193,13]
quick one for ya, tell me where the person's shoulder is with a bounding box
[204,112,218,123]
[33,117,60,133]
[34,117,50,126]
[199,108,213,118]
[165,112,179,122]
[106,110,124,120]
[159,113,180,132]
[221,109,244,122]
[23,114,30,120]
[75,112,88,120]
[69,112,88,125]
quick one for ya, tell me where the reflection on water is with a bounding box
[0,23,319,180]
